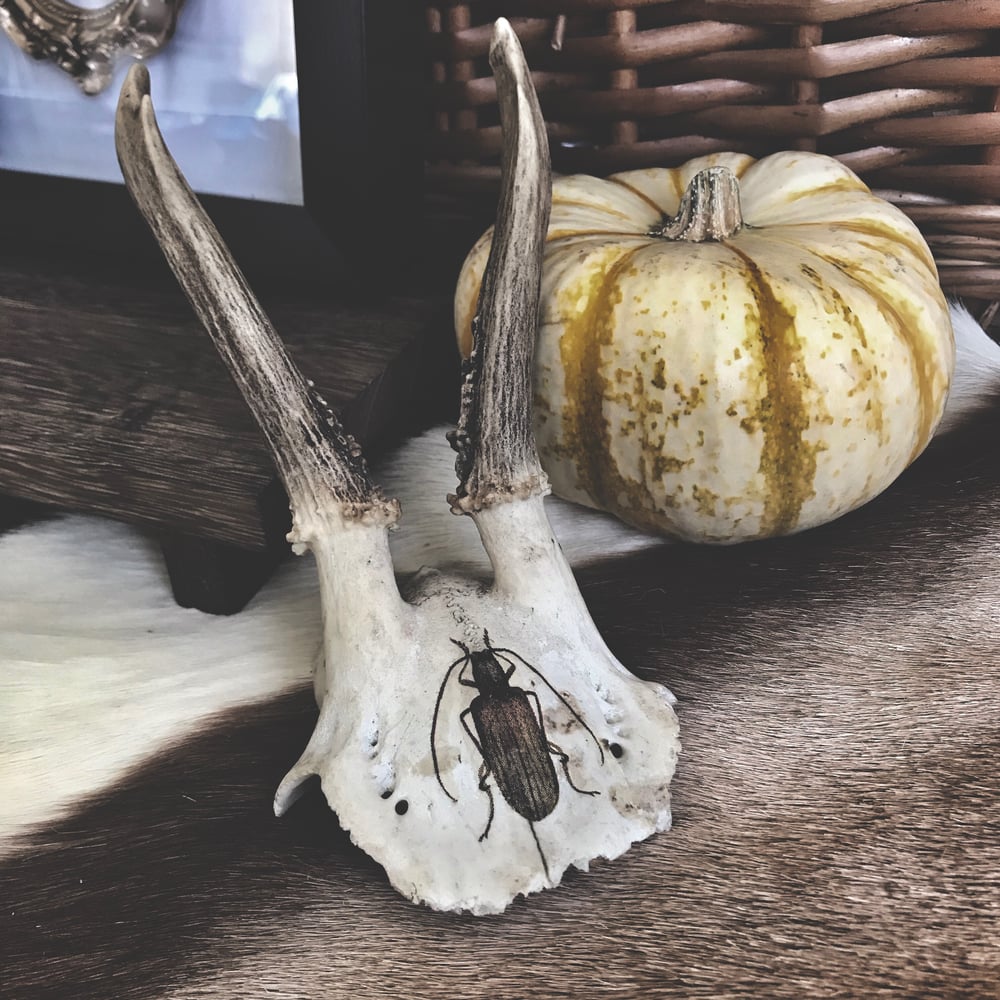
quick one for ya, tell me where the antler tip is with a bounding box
[116,62,152,141]
[120,60,151,104]
[492,15,514,39]
[489,17,519,65]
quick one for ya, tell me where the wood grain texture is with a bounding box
[422,1,1000,312]
[0,254,450,549]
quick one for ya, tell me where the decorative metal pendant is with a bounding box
[0,0,185,95]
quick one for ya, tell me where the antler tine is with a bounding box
[449,18,552,514]
[115,64,399,546]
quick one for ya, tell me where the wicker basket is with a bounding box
[424,0,1000,316]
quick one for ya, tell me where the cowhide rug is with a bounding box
[3,305,1000,999]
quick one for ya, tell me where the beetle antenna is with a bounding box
[528,822,551,883]
[495,649,606,764]
[431,651,472,802]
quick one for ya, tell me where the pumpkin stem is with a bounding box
[650,166,743,242]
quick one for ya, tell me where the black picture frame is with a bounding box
[0,0,426,294]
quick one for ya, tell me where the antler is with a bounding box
[115,64,399,548]
[449,18,552,514]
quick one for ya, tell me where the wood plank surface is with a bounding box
[0,256,455,550]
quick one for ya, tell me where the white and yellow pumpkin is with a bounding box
[455,151,955,542]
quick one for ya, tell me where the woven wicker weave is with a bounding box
[425,1,1000,311]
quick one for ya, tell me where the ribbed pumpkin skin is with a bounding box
[455,151,955,542]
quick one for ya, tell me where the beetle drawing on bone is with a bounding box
[115,19,680,914]
[431,630,605,878]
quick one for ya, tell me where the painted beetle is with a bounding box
[430,631,605,876]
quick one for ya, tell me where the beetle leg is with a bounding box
[548,740,600,798]
[457,660,477,688]
[476,761,496,842]
[458,708,486,760]
[460,707,485,756]
[460,708,495,840]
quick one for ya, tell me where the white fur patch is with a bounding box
[0,519,321,849]
[935,302,1000,436]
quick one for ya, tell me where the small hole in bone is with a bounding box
[362,718,380,759]
[374,759,396,800]
[395,799,409,816]
[608,742,625,759]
